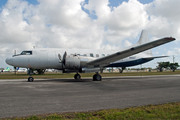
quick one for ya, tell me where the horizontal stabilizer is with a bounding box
[143,56,169,60]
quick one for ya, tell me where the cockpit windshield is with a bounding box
[20,51,32,55]
[12,51,33,57]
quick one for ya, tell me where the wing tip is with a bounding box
[164,37,176,41]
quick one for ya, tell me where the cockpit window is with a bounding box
[20,51,32,55]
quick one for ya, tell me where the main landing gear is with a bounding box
[73,73,102,81]
[28,77,34,82]
[74,73,81,80]
[93,73,102,81]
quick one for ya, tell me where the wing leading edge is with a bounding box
[87,37,175,67]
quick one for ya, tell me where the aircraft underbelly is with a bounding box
[107,58,153,67]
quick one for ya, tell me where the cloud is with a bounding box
[124,40,133,47]
[83,0,149,46]
[0,0,179,68]
[146,0,180,22]
[145,0,180,39]
[37,0,91,29]
[167,48,180,56]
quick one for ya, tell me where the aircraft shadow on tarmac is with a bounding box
[28,76,144,83]
[32,78,92,83]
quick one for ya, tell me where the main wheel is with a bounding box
[93,74,102,81]
[28,77,34,82]
[74,74,81,80]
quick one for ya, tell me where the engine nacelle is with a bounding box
[65,55,80,69]
[81,68,100,73]
[63,54,97,70]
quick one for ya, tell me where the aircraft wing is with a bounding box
[87,37,175,66]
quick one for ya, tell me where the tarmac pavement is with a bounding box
[0,75,180,118]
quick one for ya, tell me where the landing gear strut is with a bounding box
[93,73,102,81]
[74,73,81,80]
[28,68,34,82]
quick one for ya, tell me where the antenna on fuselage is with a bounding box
[14,50,16,55]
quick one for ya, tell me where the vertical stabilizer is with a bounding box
[137,30,153,56]
[138,30,149,45]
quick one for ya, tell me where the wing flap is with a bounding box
[87,37,175,66]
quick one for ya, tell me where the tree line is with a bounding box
[156,62,179,72]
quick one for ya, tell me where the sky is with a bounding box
[0,0,180,69]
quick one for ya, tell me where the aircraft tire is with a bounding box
[93,74,102,81]
[93,74,97,81]
[28,77,34,82]
[74,74,81,80]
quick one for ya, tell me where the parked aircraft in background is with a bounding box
[2,67,27,73]
[16,68,27,73]
[0,68,4,72]
[6,30,175,82]
[3,67,11,72]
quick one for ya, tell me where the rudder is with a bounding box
[137,30,153,56]
[138,30,149,45]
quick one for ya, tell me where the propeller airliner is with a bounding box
[6,30,175,82]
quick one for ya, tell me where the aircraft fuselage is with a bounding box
[6,48,153,70]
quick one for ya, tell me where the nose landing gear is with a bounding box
[28,68,34,82]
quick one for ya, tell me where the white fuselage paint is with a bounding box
[6,48,152,69]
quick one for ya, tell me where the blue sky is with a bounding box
[0,0,179,69]
[0,0,153,5]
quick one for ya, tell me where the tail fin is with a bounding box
[137,30,153,56]
[5,67,10,71]
[138,30,149,45]
[16,67,19,70]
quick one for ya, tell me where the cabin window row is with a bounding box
[79,53,107,57]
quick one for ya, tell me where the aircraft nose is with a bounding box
[6,58,13,66]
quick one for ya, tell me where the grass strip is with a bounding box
[2,102,180,120]
[0,70,180,79]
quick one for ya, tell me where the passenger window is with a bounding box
[102,54,105,57]
[83,54,87,56]
[90,53,94,57]
[96,54,99,57]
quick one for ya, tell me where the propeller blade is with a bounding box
[62,51,67,66]
[58,54,61,62]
